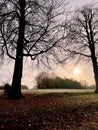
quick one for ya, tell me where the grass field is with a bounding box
[0,92,98,130]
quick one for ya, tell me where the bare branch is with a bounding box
[68,49,91,58]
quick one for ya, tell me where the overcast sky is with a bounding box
[69,0,97,8]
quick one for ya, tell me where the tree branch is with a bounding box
[0,29,16,60]
[68,49,91,58]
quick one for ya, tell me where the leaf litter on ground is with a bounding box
[0,92,98,129]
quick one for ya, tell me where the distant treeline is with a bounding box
[36,72,95,89]
[0,84,28,90]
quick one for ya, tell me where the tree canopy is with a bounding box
[0,0,68,99]
[65,4,98,92]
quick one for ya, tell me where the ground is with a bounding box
[0,92,98,130]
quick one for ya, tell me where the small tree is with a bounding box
[36,72,49,89]
[0,0,68,99]
[65,5,98,92]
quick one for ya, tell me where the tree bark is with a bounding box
[10,55,23,99]
[91,50,98,93]
[9,0,25,99]
[94,69,98,93]
[92,60,98,93]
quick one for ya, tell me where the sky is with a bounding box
[0,0,98,89]
[69,0,97,8]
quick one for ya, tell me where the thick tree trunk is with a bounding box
[9,56,23,99]
[93,67,98,93]
[89,37,98,92]
[91,54,98,93]
[9,0,25,99]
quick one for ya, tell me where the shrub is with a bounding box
[4,84,11,96]
[36,72,85,89]
[21,85,28,89]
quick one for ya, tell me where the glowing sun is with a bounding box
[73,67,80,75]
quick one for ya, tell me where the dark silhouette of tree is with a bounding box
[0,0,68,99]
[66,5,98,93]
[35,72,49,89]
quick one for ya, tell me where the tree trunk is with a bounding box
[91,54,98,93]
[89,34,98,92]
[10,55,23,99]
[9,0,25,99]
[93,66,98,93]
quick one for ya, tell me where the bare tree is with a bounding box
[35,72,49,89]
[65,5,98,92]
[0,0,68,99]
